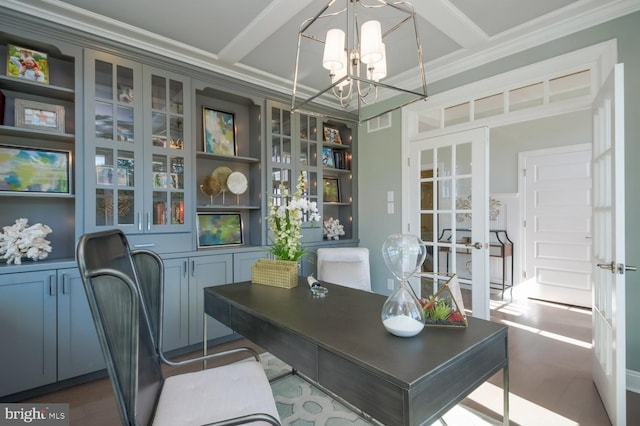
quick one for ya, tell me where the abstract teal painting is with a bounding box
[0,145,70,193]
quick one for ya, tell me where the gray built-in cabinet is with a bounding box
[0,8,357,399]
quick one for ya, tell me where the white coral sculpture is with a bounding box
[0,218,53,265]
[323,217,345,240]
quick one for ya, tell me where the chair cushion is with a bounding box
[153,360,279,426]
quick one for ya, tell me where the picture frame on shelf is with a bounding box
[322,147,334,167]
[15,99,65,133]
[0,144,70,194]
[323,177,340,203]
[96,166,114,185]
[6,44,49,85]
[196,212,244,248]
[203,107,235,156]
[323,125,342,144]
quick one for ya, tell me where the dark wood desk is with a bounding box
[204,278,508,426]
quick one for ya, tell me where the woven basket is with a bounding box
[251,258,299,288]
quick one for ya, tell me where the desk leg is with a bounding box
[503,363,509,426]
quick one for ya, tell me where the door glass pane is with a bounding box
[300,115,308,139]
[282,110,291,136]
[169,80,184,114]
[455,143,472,175]
[118,190,135,225]
[152,112,167,147]
[170,156,184,190]
[117,151,134,187]
[95,102,113,139]
[169,117,184,150]
[438,145,452,178]
[549,70,590,102]
[117,106,134,142]
[170,193,185,224]
[116,66,134,104]
[444,102,469,127]
[509,82,543,111]
[96,189,114,226]
[151,75,166,111]
[271,107,281,134]
[152,155,168,188]
[95,60,112,99]
[474,93,504,120]
[95,148,113,185]
[153,192,168,225]
[309,117,318,140]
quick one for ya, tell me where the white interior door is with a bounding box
[592,63,626,426]
[521,144,593,307]
[409,128,490,320]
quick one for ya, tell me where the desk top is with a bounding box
[205,278,507,389]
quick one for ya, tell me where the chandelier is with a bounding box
[291,0,428,124]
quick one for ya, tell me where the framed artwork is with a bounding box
[323,126,342,144]
[196,212,243,248]
[0,145,70,193]
[96,166,114,185]
[15,99,65,133]
[6,44,49,84]
[322,147,334,167]
[323,177,340,203]
[203,107,235,156]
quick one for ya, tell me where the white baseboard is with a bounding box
[628,369,640,394]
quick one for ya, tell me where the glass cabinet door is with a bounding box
[145,70,190,231]
[299,113,319,220]
[269,105,293,207]
[86,53,143,232]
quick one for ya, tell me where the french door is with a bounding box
[592,63,628,426]
[409,127,490,319]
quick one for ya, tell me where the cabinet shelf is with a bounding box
[197,204,260,211]
[0,124,74,142]
[323,167,351,174]
[323,202,351,206]
[196,152,259,164]
[0,75,74,101]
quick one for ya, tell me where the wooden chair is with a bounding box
[77,229,280,425]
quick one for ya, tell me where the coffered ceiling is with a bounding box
[2,0,638,110]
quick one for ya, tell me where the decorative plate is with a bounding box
[227,171,248,195]
[200,175,221,197]
[211,166,232,192]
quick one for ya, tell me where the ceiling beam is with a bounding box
[218,0,314,64]
[414,0,488,48]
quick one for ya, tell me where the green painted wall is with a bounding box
[358,12,640,371]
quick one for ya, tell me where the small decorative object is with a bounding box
[323,126,342,144]
[196,213,243,248]
[6,44,49,84]
[322,177,340,202]
[251,258,299,289]
[15,99,65,133]
[227,171,248,204]
[307,275,328,296]
[200,175,221,205]
[420,274,468,327]
[322,147,334,167]
[267,173,320,261]
[212,166,232,203]
[203,107,235,156]
[0,218,52,264]
[380,233,427,337]
[0,145,70,194]
[323,217,344,240]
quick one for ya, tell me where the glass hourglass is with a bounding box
[381,234,427,337]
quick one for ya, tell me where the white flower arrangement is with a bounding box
[267,173,321,261]
[0,218,52,265]
[323,217,345,240]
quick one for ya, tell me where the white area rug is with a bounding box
[258,353,500,426]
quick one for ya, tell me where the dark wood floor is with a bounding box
[23,292,640,426]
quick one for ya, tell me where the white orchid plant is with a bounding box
[323,217,345,240]
[267,173,320,261]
